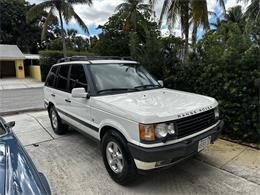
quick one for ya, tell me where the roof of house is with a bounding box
[0,44,25,60]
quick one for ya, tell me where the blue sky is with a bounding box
[28,0,248,39]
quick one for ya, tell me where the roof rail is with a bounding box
[57,56,133,63]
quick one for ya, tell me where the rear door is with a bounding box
[44,66,58,106]
[54,64,71,117]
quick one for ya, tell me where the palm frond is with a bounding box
[26,0,53,23]
[41,5,56,41]
[62,2,75,23]
[159,0,170,26]
[191,0,209,30]
[67,0,92,6]
[217,0,226,13]
[68,5,89,34]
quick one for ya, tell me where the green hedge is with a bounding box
[165,33,260,143]
[39,50,94,81]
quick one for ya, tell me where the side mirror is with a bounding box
[71,88,88,98]
[6,121,15,128]
[158,80,164,87]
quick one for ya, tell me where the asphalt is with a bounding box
[0,88,44,115]
[3,111,260,195]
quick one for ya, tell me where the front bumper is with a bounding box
[128,120,224,170]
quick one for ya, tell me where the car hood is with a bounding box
[93,88,218,123]
[0,132,50,195]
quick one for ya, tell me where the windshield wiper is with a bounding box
[134,84,161,89]
[97,88,138,94]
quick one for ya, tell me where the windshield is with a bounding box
[89,64,160,94]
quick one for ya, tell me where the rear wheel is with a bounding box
[49,106,68,135]
[101,130,137,185]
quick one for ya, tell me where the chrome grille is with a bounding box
[176,109,216,138]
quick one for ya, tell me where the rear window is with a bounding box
[56,65,70,92]
[45,66,58,87]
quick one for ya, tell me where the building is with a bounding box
[0,44,41,81]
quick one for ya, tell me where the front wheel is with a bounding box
[101,130,137,185]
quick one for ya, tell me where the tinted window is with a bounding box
[45,66,58,87]
[69,65,88,92]
[56,65,70,91]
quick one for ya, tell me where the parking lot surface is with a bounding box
[4,111,260,195]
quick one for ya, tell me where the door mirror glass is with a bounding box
[71,88,88,98]
[158,80,164,87]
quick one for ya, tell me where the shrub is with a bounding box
[39,50,94,81]
[165,32,260,143]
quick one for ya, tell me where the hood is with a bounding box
[0,132,50,195]
[93,88,218,123]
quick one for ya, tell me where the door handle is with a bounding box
[65,99,71,103]
[51,94,55,97]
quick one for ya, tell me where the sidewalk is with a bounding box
[3,111,260,194]
[0,78,44,90]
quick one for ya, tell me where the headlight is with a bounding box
[214,107,219,119]
[139,122,175,141]
[155,123,168,138]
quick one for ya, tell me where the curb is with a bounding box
[0,108,46,116]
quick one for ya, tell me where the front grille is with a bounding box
[175,109,216,138]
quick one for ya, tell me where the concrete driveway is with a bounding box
[4,111,260,195]
[0,78,43,90]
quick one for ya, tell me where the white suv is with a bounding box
[44,56,224,184]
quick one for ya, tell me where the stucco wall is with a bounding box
[15,59,25,79]
[29,65,42,81]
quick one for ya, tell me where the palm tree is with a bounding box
[239,0,260,21]
[115,0,152,32]
[152,0,225,54]
[27,0,92,57]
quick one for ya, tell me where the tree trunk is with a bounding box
[58,9,67,57]
[182,2,189,57]
[192,24,198,48]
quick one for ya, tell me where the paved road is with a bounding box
[4,111,260,195]
[0,88,44,115]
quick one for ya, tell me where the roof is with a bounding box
[0,45,25,60]
[24,54,40,60]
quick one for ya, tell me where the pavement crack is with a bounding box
[27,113,55,140]
[195,157,260,187]
[220,148,247,169]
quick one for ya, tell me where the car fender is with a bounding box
[98,119,133,143]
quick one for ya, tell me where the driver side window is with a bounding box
[69,64,88,93]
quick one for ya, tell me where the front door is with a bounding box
[67,64,98,139]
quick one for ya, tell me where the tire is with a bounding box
[49,106,68,135]
[101,130,137,185]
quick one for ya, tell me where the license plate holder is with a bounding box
[198,136,211,152]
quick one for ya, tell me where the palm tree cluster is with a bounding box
[153,0,226,54]
[27,0,92,57]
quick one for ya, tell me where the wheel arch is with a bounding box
[99,122,130,143]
